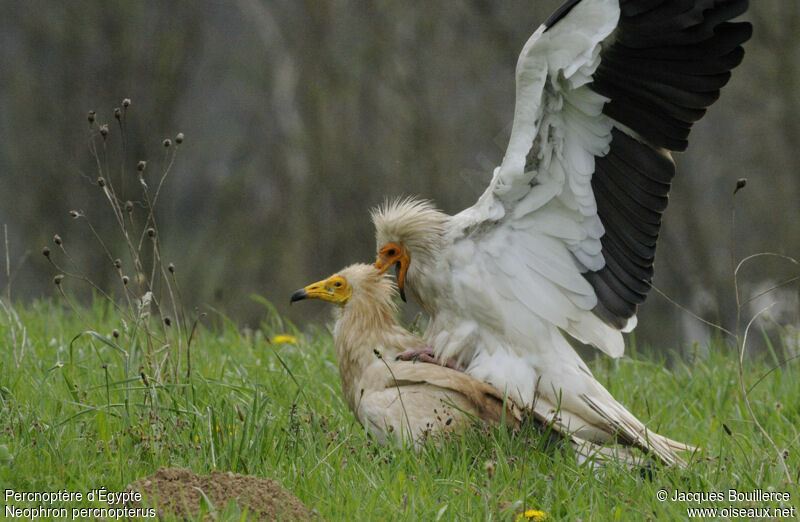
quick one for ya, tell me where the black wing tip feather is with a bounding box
[585,272,638,326]
[588,130,675,327]
[592,0,752,152]
[582,0,751,327]
[543,0,582,30]
[541,0,751,329]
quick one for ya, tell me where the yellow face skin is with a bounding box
[290,274,353,306]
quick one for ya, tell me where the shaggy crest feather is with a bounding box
[336,264,398,316]
[371,197,449,261]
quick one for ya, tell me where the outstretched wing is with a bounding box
[453,0,751,354]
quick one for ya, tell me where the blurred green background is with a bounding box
[1,1,797,351]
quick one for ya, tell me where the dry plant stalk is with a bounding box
[655,180,798,485]
[730,182,798,485]
[43,99,201,389]
[1,225,32,368]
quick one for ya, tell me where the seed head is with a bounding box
[114,107,121,120]
[54,274,64,285]
[87,110,96,123]
[168,263,175,274]
[122,98,131,108]
[122,275,130,285]
[137,160,146,172]
[483,460,495,479]
[146,227,155,238]
[125,200,134,213]
[97,176,106,187]
[100,124,109,137]
[113,258,122,269]
[175,133,184,144]
[112,329,120,338]
[69,210,80,219]
[163,138,172,148]
[164,317,171,326]
[53,234,62,246]
[42,247,51,257]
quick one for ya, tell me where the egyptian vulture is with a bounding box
[372,0,750,447]
[290,264,520,446]
[291,264,680,465]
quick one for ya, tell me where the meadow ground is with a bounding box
[1,298,798,520]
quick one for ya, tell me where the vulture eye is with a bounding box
[334,282,342,288]
[387,248,396,256]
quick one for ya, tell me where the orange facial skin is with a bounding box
[374,242,409,301]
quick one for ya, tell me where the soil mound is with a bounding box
[129,467,314,520]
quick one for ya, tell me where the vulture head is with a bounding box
[371,197,449,301]
[290,263,396,311]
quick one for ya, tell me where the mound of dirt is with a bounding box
[129,467,315,520]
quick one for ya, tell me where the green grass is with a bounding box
[1,298,798,520]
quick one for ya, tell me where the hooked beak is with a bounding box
[289,275,352,306]
[375,243,410,302]
[289,288,307,303]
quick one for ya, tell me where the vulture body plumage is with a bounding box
[292,264,680,465]
[372,0,750,453]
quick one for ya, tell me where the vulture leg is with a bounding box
[395,348,462,371]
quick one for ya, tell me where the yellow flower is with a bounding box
[272,334,297,344]
[517,509,547,521]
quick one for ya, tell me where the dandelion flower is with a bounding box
[272,334,297,345]
[517,509,547,521]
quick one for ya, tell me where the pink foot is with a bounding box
[395,348,461,371]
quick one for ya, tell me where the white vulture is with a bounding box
[290,264,663,465]
[372,0,750,455]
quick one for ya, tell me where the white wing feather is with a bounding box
[449,0,624,362]
[375,0,740,463]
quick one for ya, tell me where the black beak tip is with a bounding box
[290,289,307,304]
[399,287,407,302]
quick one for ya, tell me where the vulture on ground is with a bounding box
[372,0,750,453]
[292,264,675,465]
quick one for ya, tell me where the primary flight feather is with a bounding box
[373,0,750,449]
